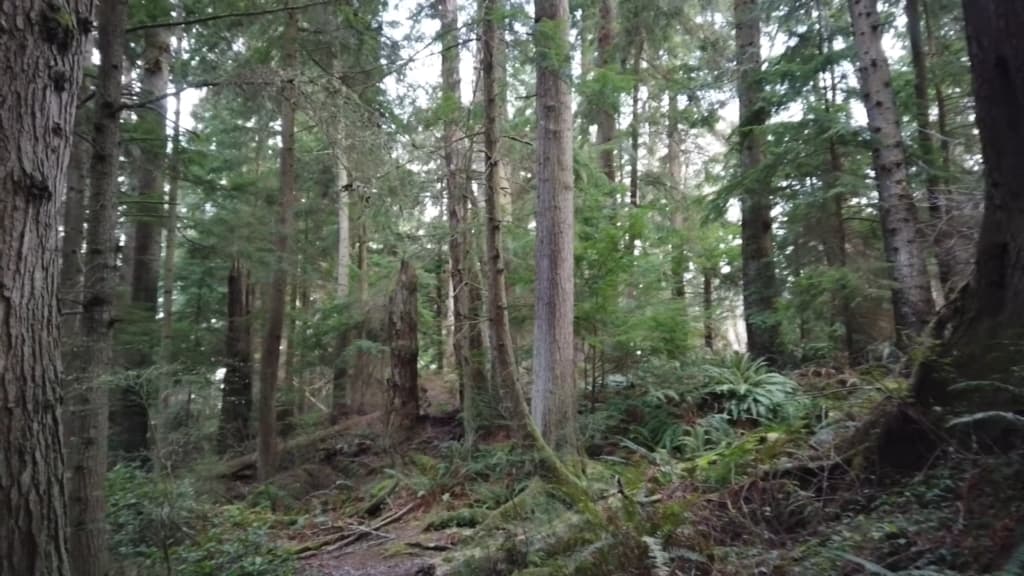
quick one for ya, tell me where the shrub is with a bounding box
[107,466,294,576]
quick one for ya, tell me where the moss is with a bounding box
[425,508,491,531]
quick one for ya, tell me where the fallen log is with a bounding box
[211,412,383,479]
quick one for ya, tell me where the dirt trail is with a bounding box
[300,516,452,576]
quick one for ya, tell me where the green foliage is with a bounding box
[700,354,803,423]
[107,467,294,576]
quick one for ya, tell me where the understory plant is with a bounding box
[700,353,802,423]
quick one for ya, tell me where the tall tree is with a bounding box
[905,0,963,296]
[735,0,781,361]
[914,1,1024,403]
[258,6,300,481]
[847,0,935,347]
[595,0,618,182]
[481,0,528,429]
[532,0,579,456]
[0,2,93,574]
[113,18,173,461]
[439,0,489,438]
[72,0,129,571]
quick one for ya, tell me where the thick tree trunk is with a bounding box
[0,3,92,574]
[218,259,254,453]
[387,260,420,435]
[60,36,92,346]
[482,0,529,430]
[258,8,299,481]
[735,0,781,362]
[914,2,1024,404]
[905,0,963,297]
[532,0,579,457]
[848,0,935,348]
[595,0,617,183]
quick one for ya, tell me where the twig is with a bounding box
[294,502,416,557]
[126,0,334,33]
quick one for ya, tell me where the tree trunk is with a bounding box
[482,0,529,430]
[60,35,93,347]
[627,37,642,207]
[914,1,1024,404]
[735,0,781,362]
[595,0,617,183]
[0,3,92,574]
[905,0,963,298]
[387,260,420,435]
[848,0,935,348]
[258,8,299,481]
[532,0,579,457]
[73,0,128,570]
[703,269,715,350]
[161,54,182,375]
[112,23,172,462]
[667,95,688,303]
[218,259,254,453]
[440,0,490,439]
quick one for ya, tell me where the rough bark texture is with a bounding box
[482,0,528,430]
[848,0,935,348]
[735,0,781,361]
[914,2,1024,404]
[59,36,93,347]
[218,259,253,453]
[0,3,92,575]
[259,8,300,481]
[387,260,420,435]
[595,0,617,183]
[532,0,579,456]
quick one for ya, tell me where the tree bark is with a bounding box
[258,7,299,481]
[482,0,529,430]
[1,3,93,574]
[595,0,618,183]
[848,0,935,349]
[914,1,1024,404]
[218,259,254,453]
[73,0,128,570]
[532,0,579,457]
[735,0,781,361]
[387,260,420,435]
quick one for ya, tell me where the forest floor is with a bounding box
[226,370,1024,576]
